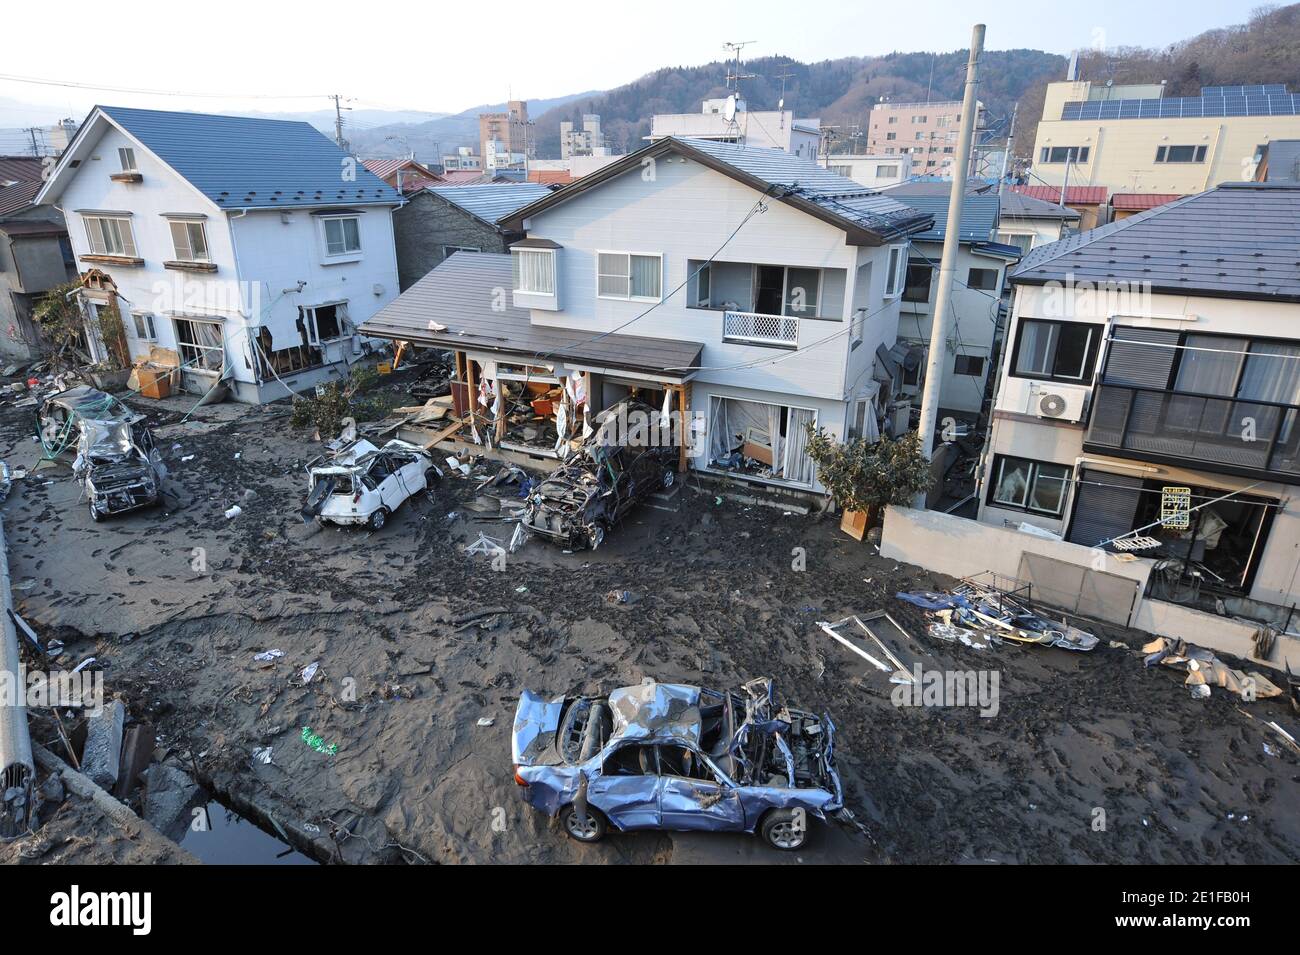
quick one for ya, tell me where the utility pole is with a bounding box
[24,127,41,157]
[330,94,351,150]
[915,23,985,505]
[998,102,1017,193]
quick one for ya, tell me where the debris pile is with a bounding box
[1142,636,1284,700]
[896,578,1099,651]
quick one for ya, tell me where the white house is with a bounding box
[992,189,1080,253]
[881,182,1021,417]
[361,137,934,496]
[36,106,402,404]
[649,100,821,160]
[822,154,913,190]
[980,181,1300,628]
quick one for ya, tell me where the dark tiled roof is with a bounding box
[359,252,703,379]
[0,156,45,185]
[878,186,999,242]
[1011,182,1300,303]
[0,181,41,217]
[94,106,400,209]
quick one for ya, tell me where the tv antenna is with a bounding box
[724,40,756,100]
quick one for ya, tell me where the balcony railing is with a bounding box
[722,310,799,347]
[1084,383,1300,484]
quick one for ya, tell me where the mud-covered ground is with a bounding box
[2,376,1298,865]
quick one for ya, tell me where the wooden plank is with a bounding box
[419,416,468,450]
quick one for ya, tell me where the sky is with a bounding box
[0,0,1257,126]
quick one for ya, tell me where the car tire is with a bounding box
[89,500,102,523]
[760,809,808,851]
[368,507,388,531]
[662,468,675,489]
[560,804,607,844]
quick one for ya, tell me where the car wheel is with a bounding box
[760,809,808,851]
[88,500,102,523]
[588,522,607,550]
[368,507,388,530]
[662,468,675,489]
[560,804,607,843]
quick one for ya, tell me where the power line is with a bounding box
[0,71,326,100]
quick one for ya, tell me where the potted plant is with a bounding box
[803,425,932,541]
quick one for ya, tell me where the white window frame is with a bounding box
[168,218,210,262]
[443,245,479,257]
[118,147,137,172]
[883,245,906,299]
[82,214,137,258]
[512,248,556,296]
[303,302,349,346]
[596,250,663,303]
[319,214,362,259]
[130,312,157,342]
[1039,145,1090,164]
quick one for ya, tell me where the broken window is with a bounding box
[988,455,1071,516]
[903,261,932,303]
[305,303,347,344]
[172,317,224,372]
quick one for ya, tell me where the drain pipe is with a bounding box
[0,515,34,835]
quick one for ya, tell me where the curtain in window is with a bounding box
[514,251,553,294]
[1174,334,1244,396]
[1015,321,1056,376]
[630,255,660,299]
[708,397,731,464]
[1239,342,1300,406]
[597,253,629,297]
[767,404,784,478]
[784,408,816,485]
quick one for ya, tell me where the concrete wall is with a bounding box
[391,192,505,290]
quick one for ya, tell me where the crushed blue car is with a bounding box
[512,678,843,850]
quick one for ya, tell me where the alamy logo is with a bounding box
[890,665,1000,718]
[49,885,151,935]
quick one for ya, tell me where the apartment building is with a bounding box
[560,115,608,159]
[362,137,935,496]
[35,106,401,403]
[1029,82,1300,197]
[980,181,1300,629]
[479,101,531,170]
[823,153,913,189]
[866,99,985,174]
[649,99,820,159]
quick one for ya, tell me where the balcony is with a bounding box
[722,310,799,347]
[1084,383,1300,484]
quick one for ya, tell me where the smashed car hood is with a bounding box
[608,683,702,745]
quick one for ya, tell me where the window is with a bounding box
[512,248,555,295]
[130,312,157,342]
[829,164,853,177]
[912,115,927,124]
[887,116,898,124]
[989,455,1071,516]
[996,231,1034,254]
[597,252,661,301]
[1039,146,1090,164]
[321,216,361,257]
[117,147,137,172]
[1013,319,1098,382]
[915,132,925,141]
[1155,144,1207,163]
[443,245,478,257]
[695,263,711,307]
[967,268,998,292]
[954,354,985,376]
[172,317,224,372]
[876,164,899,177]
[302,303,348,345]
[886,132,897,141]
[783,267,819,315]
[902,260,933,303]
[883,246,905,298]
[168,219,209,262]
[82,215,137,258]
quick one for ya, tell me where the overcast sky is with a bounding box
[0,0,1254,123]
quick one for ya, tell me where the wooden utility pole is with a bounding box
[914,23,985,506]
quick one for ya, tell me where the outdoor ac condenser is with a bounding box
[1029,382,1088,423]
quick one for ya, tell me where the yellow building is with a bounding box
[1030,82,1300,196]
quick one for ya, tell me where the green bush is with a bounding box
[803,425,932,514]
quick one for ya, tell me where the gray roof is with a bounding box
[77,106,400,210]
[426,182,553,227]
[882,179,1078,222]
[359,252,703,379]
[996,190,1079,221]
[878,186,1000,243]
[499,137,932,244]
[0,181,40,218]
[1012,182,1300,303]
[1261,140,1300,182]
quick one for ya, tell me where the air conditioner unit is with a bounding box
[1031,382,1088,423]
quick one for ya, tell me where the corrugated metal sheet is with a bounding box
[0,156,44,186]
[99,106,400,210]
[1011,185,1108,205]
[0,181,41,218]
[1013,183,1300,303]
[1111,193,1182,212]
[881,191,1000,242]
[359,252,703,378]
[427,183,553,226]
[1066,469,1143,549]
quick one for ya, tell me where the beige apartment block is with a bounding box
[1030,81,1300,195]
[866,100,985,175]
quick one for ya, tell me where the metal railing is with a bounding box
[1084,382,1300,482]
[722,310,799,347]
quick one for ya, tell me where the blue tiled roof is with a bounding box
[880,190,1000,243]
[98,106,400,210]
[427,182,553,225]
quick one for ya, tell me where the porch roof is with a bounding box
[359,252,704,381]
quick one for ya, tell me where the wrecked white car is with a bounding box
[302,439,436,530]
[37,387,163,522]
[512,678,842,850]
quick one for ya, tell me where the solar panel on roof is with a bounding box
[1059,86,1298,120]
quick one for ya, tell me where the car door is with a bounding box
[586,743,661,830]
[657,744,745,832]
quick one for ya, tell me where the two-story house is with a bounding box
[979,181,1300,626]
[361,137,932,496]
[881,181,1021,418]
[35,106,401,403]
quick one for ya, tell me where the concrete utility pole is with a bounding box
[998,102,1017,194]
[914,22,985,506]
[330,94,350,150]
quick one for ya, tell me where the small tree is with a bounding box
[30,281,87,373]
[803,425,932,514]
[290,365,378,439]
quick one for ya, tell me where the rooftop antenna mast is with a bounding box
[775,65,795,127]
[723,40,756,100]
